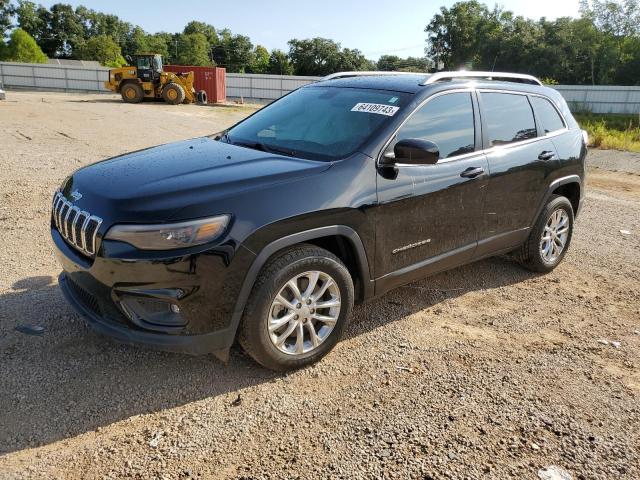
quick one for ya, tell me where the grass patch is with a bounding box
[574,113,640,153]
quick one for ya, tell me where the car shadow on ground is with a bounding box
[0,256,537,455]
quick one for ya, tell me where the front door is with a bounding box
[374,91,489,292]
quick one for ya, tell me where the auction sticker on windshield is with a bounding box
[351,103,400,116]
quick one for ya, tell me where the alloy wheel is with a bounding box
[267,271,341,355]
[540,208,570,263]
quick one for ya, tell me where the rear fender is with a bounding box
[535,175,583,221]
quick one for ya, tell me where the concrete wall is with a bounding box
[1,61,639,114]
[226,73,320,102]
[0,61,108,92]
[554,85,640,115]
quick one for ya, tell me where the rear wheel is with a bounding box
[239,244,354,371]
[120,83,144,103]
[162,83,185,105]
[517,194,574,273]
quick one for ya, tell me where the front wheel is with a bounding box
[239,244,354,371]
[517,194,574,273]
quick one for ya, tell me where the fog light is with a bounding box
[119,295,187,333]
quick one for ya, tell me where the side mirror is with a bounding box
[385,138,440,165]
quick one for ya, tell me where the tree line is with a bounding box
[0,0,639,85]
[426,0,640,85]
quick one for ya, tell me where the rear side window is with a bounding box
[530,96,566,134]
[481,93,537,146]
[391,92,475,159]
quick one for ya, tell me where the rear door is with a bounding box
[477,91,559,254]
[375,90,489,289]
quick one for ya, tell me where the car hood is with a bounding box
[62,137,332,223]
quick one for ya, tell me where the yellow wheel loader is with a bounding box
[104,53,207,105]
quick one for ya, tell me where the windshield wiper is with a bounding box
[230,139,297,158]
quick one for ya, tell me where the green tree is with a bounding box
[249,44,269,73]
[267,49,293,75]
[226,34,254,72]
[288,37,343,76]
[339,47,375,71]
[45,3,84,57]
[124,26,170,59]
[183,20,218,44]
[425,1,502,69]
[378,55,430,72]
[76,7,130,43]
[14,1,48,46]
[175,32,211,66]
[76,34,125,66]
[4,27,47,63]
[0,0,13,39]
[580,0,640,36]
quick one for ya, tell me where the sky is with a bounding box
[39,0,582,59]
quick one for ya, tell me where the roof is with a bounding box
[309,72,553,96]
[308,74,428,94]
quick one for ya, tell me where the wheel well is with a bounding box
[117,79,139,93]
[305,236,364,302]
[552,182,580,216]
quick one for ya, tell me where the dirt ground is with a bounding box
[0,91,639,480]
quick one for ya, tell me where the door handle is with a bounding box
[538,151,556,161]
[460,167,485,179]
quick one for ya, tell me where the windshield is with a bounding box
[224,86,410,161]
[136,56,151,70]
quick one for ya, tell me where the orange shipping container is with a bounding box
[164,65,226,103]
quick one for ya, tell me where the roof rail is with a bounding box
[321,71,428,81]
[422,71,543,86]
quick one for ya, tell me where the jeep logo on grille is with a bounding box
[70,190,82,201]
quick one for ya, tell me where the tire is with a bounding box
[197,90,208,105]
[517,194,574,273]
[120,82,144,103]
[162,83,185,105]
[239,244,354,371]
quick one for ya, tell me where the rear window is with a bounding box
[530,96,566,134]
[225,86,410,161]
[481,93,537,146]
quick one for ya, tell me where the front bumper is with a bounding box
[59,273,234,355]
[52,227,254,355]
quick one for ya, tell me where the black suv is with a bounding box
[52,71,586,370]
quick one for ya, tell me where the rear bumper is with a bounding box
[59,273,235,355]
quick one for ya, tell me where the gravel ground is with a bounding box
[587,149,640,175]
[1,91,639,480]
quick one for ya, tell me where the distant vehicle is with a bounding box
[0,88,5,100]
[104,53,207,105]
[52,71,587,371]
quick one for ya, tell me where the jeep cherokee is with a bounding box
[51,71,586,370]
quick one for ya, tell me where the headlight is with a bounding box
[104,215,230,250]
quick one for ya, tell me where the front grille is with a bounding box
[52,191,103,257]
[66,277,102,316]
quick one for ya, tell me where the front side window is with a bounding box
[387,92,476,160]
[136,57,152,70]
[482,93,537,146]
[225,86,410,161]
[530,96,566,134]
